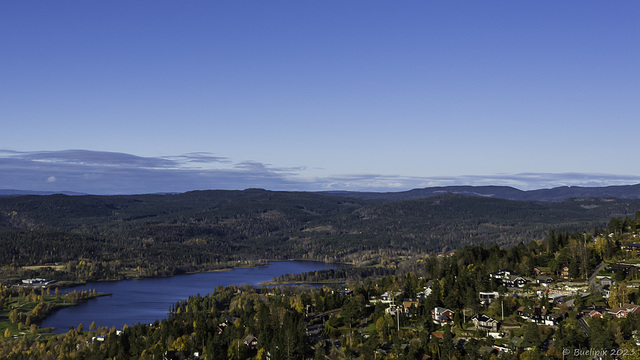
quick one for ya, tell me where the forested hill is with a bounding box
[0,190,639,276]
[3,182,640,201]
[319,183,640,201]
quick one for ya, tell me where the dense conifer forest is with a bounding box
[1,190,639,282]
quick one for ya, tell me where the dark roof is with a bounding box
[472,313,497,323]
[609,263,635,269]
[244,334,258,343]
[164,351,189,360]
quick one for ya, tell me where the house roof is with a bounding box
[608,304,640,315]
[433,307,452,314]
[471,313,497,323]
[501,323,521,329]
[243,334,258,343]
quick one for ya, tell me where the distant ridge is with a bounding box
[3,183,640,201]
[0,189,86,197]
[319,183,640,202]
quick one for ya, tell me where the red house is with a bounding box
[432,307,454,326]
[607,304,640,318]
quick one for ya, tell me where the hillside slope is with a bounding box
[1,191,639,271]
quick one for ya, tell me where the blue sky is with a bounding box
[1,1,639,194]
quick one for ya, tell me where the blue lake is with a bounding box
[40,261,335,333]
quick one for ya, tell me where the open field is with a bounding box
[22,264,66,272]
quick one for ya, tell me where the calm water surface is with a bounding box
[41,261,335,333]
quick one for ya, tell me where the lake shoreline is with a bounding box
[39,261,338,333]
[47,259,340,290]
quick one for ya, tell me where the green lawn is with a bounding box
[1,291,107,340]
[363,322,377,334]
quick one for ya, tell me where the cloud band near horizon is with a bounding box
[1,149,638,195]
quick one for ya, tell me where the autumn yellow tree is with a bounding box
[254,348,267,360]
[171,335,191,352]
[608,283,630,308]
[594,236,609,258]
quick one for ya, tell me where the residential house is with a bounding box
[432,307,454,326]
[608,263,639,278]
[536,276,554,284]
[244,334,258,350]
[587,302,608,312]
[490,270,528,288]
[503,275,528,288]
[583,309,603,319]
[385,304,401,315]
[518,306,565,326]
[607,304,640,318]
[402,298,420,314]
[479,291,500,305]
[490,270,512,281]
[417,281,433,299]
[379,291,401,304]
[471,313,499,332]
[598,276,613,287]
[544,312,566,326]
[493,344,513,354]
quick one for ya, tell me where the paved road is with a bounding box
[311,308,341,319]
[588,262,606,291]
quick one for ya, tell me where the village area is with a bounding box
[293,254,640,359]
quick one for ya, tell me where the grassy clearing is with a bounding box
[0,289,107,340]
[22,264,67,272]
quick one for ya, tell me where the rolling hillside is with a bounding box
[0,190,639,276]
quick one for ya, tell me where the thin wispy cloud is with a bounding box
[0,150,303,194]
[171,153,230,166]
[0,150,638,194]
[3,150,177,169]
